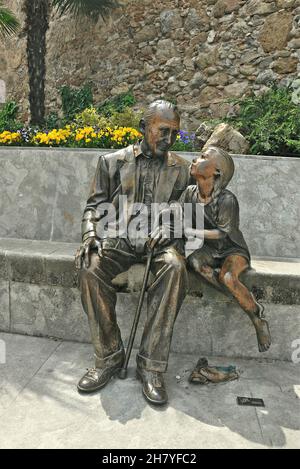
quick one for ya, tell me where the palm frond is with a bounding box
[52,0,120,20]
[0,3,20,38]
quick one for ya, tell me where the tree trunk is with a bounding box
[23,0,50,126]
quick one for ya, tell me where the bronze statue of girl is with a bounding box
[181,146,271,353]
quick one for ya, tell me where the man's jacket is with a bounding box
[83,143,190,240]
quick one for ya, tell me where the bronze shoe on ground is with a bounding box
[77,363,122,393]
[136,367,168,406]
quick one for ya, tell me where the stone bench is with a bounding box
[1,238,299,361]
[0,148,299,361]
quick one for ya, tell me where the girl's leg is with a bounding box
[219,255,271,352]
[187,247,224,292]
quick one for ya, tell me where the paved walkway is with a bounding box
[0,332,299,449]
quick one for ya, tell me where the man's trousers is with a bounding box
[78,238,188,372]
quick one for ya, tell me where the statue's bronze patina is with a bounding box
[182,146,271,353]
[75,101,190,405]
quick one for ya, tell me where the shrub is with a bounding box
[60,83,93,123]
[226,85,300,156]
[0,101,22,132]
[74,106,110,129]
[44,111,61,130]
[74,105,142,130]
[97,91,136,116]
[108,107,142,130]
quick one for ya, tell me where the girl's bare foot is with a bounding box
[253,317,271,352]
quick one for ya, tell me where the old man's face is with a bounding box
[141,109,180,159]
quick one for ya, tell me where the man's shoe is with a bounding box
[77,364,121,393]
[136,367,168,406]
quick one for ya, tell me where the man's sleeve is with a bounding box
[84,155,110,213]
[81,155,110,242]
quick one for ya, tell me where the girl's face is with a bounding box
[191,150,219,204]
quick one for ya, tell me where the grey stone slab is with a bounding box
[245,271,300,305]
[115,292,300,361]
[0,238,75,254]
[0,150,58,240]
[0,251,8,280]
[0,332,60,416]
[48,242,78,257]
[7,278,300,361]
[228,156,300,258]
[0,280,9,332]
[0,148,102,243]
[0,333,299,448]
[0,238,68,255]
[44,256,78,288]
[10,282,90,342]
[0,240,78,287]
[204,302,300,361]
[8,252,46,284]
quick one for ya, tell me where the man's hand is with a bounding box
[75,237,102,270]
[148,225,173,250]
[148,203,182,250]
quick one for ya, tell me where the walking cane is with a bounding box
[119,247,154,379]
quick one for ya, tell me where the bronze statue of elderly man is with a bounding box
[75,100,190,406]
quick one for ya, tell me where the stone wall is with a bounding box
[0,147,299,258]
[1,0,300,128]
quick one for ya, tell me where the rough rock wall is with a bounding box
[1,0,300,129]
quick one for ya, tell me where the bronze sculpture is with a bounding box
[180,146,271,353]
[75,100,190,406]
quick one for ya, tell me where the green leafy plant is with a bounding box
[108,107,142,130]
[226,85,300,156]
[74,106,110,128]
[74,105,142,132]
[44,111,61,129]
[97,91,136,116]
[0,101,22,132]
[0,2,20,38]
[52,0,119,20]
[60,83,93,123]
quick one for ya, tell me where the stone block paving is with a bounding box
[0,332,299,449]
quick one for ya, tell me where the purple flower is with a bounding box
[179,130,194,144]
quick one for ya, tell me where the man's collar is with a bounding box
[133,141,143,158]
[133,141,176,166]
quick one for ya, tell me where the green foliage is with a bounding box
[98,91,136,116]
[44,111,61,130]
[60,83,93,123]
[0,3,20,38]
[52,0,119,20]
[109,107,142,130]
[171,141,194,152]
[226,85,300,156]
[74,105,142,130]
[0,101,22,132]
[74,106,110,128]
